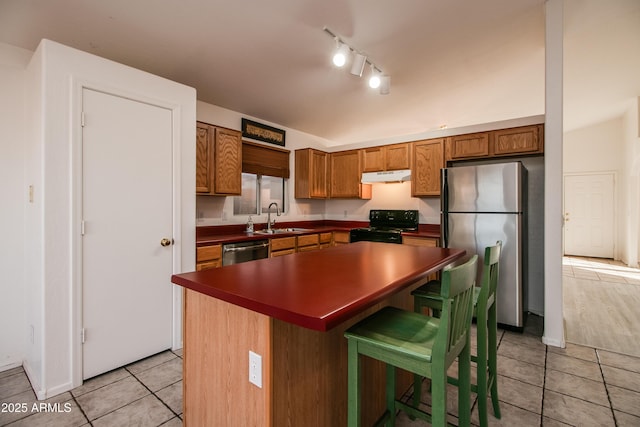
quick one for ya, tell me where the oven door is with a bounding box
[349,229,403,244]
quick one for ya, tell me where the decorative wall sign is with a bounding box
[242,118,286,147]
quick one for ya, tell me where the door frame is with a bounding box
[562,171,617,259]
[70,79,185,388]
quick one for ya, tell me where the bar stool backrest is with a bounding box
[435,254,478,367]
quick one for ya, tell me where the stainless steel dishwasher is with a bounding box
[222,240,269,266]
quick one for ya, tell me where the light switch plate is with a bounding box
[249,350,262,388]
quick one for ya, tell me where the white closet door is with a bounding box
[564,173,615,258]
[82,88,173,379]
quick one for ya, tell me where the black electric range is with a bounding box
[349,210,419,244]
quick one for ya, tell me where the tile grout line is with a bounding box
[539,343,547,427]
[596,350,619,427]
[70,392,94,427]
[123,365,182,421]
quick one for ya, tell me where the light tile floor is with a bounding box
[0,349,183,427]
[2,256,640,426]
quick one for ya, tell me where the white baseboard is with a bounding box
[22,360,45,400]
[0,360,23,373]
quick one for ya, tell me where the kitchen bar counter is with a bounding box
[173,242,463,331]
[173,242,464,426]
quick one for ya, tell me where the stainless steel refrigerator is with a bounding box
[442,162,526,328]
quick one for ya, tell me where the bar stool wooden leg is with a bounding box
[488,301,501,419]
[347,340,361,427]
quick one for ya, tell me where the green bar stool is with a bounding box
[344,255,478,427]
[412,242,502,427]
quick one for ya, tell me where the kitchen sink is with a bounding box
[254,228,312,234]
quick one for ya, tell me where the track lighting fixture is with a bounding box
[323,26,390,95]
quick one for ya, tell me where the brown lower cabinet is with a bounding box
[332,231,351,245]
[196,244,222,270]
[270,236,297,257]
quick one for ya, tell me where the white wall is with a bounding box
[542,0,565,348]
[23,39,196,399]
[0,43,31,371]
[622,99,640,267]
[564,117,625,260]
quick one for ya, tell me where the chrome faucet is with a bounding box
[267,202,281,232]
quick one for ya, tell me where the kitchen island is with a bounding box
[172,241,465,426]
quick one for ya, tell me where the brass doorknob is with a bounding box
[160,238,173,247]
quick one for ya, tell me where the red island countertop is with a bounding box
[171,241,464,331]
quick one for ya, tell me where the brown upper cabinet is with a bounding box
[329,150,371,199]
[411,138,445,197]
[295,148,328,199]
[445,124,544,162]
[196,121,242,195]
[361,143,411,172]
[491,125,544,157]
[445,132,490,161]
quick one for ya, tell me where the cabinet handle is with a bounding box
[160,238,173,247]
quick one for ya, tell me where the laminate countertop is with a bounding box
[172,242,464,331]
[195,222,440,246]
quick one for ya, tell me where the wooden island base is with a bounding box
[184,286,418,426]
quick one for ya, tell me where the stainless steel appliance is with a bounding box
[442,162,526,329]
[350,210,419,244]
[222,240,269,266]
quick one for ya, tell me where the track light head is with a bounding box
[349,53,367,77]
[368,65,381,89]
[332,38,350,67]
[379,75,390,95]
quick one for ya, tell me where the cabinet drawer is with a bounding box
[271,237,296,252]
[271,248,296,257]
[196,245,222,262]
[196,259,222,271]
[319,232,332,244]
[297,244,319,252]
[297,234,319,247]
[402,236,438,247]
[333,231,351,244]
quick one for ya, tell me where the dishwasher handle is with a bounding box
[222,242,270,252]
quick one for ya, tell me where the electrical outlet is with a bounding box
[249,351,262,388]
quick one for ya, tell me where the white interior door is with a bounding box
[82,88,174,380]
[564,173,614,258]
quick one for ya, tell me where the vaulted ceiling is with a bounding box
[0,0,637,145]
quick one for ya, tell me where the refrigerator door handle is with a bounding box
[441,168,449,247]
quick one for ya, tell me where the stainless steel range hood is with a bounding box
[361,169,411,183]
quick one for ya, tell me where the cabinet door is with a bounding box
[492,125,543,156]
[214,127,242,195]
[333,231,351,245]
[446,132,490,160]
[329,150,362,198]
[310,150,328,198]
[412,139,444,197]
[361,147,385,172]
[295,148,328,199]
[196,123,213,193]
[385,143,411,170]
